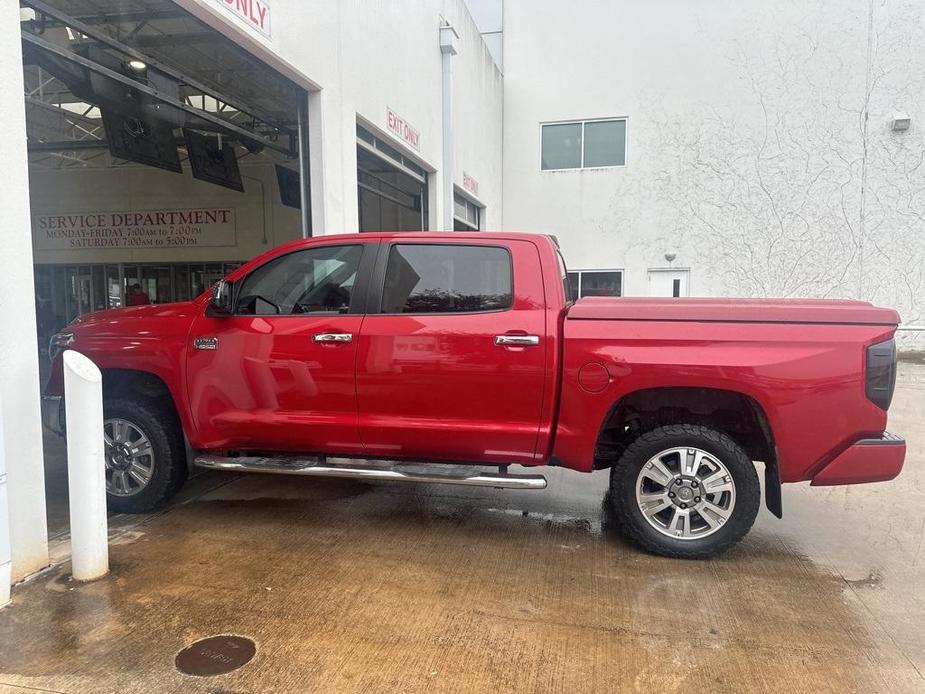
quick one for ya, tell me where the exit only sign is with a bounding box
[214,0,271,39]
[387,108,421,150]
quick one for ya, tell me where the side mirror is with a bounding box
[209,279,233,315]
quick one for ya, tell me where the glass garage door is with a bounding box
[33,261,243,344]
[357,126,428,232]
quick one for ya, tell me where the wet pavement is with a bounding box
[2,364,924,693]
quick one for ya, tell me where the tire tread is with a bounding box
[103,397,186,513]
[609,423,760,559]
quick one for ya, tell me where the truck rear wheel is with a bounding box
[102,398,187,513]
[608,424,760,559]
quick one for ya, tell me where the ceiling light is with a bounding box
[127,59,147,73]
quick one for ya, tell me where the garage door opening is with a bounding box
[453,191,481,231]
[23,0,311,332]
[357,125,428,231]
[19,0,312,543]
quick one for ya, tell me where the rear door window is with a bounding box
[380,244,513,314]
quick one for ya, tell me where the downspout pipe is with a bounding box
[440,23,459,231]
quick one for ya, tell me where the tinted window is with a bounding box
[583,120,626,167]
[541,119,627,170]
[236,245,363,315]
[541,123,582,170]
[580,270,622,296]
[381,244,512,314]
[569,270,623,298]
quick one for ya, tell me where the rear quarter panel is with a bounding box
[554,319,894,479]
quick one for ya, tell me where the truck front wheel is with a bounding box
[102,398,187,513]
[608,424,760,559]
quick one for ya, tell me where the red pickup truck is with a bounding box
[43,232,906,558]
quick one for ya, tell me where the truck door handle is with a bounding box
[312,332,353,343]
[494,335,540,346]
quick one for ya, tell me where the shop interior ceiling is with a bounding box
[20,0,304,176]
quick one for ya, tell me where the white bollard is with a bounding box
[63,350,109,581]
[0,395,12,607]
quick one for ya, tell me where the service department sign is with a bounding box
[33,208,237,250]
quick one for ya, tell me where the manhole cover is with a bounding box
[175,635,256,677]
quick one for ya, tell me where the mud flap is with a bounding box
[764,460,783,518]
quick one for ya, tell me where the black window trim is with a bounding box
[367,241,515,316]
[228,242,377,317]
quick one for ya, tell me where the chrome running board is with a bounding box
[193,455,548,490]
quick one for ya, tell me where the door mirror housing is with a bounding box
[209,279,233,315]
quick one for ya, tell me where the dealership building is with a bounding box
[2,0,924,595]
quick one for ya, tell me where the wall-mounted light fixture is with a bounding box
[891,112,911,132]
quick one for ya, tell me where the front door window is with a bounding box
[235,245,363,316]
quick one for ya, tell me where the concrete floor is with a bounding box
[2,364,924,693]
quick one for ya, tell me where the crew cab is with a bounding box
[42,233,906,558]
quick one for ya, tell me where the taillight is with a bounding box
[866,338,897,410]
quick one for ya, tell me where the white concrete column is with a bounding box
[1,395,12,607]
[307,89,329,235]
[63,352,108,581]
[0,2,49,583]
[439,23,460,231]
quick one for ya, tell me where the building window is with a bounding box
[567,270,623,298]
[541,118,626,170]
[453,191,481,231]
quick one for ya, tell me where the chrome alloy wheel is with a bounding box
[104,418,155,497]
[634,446,736,540]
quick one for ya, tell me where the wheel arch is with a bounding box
[594,386,782,518]
[100,368,193,470]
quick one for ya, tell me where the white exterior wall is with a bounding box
[2,2,48,584]
[502,0,925,345]
[451,5,504,225]
[181,0,503,235]
[463,0,504,68]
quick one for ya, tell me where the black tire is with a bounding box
[102,397,187,513]
[608,424,760,559]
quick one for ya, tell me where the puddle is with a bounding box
[845,571,884,590]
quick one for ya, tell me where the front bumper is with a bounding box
[41,395,65,436]
[811,432,905,486]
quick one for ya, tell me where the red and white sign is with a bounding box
[213,0,271,39]
[462,172,479,197]
[387,108,421,150]
[33,208,237,251]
